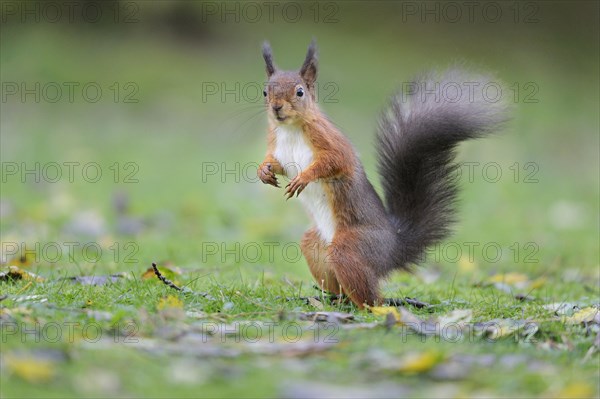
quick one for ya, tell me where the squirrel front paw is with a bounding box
[285,174,310,199]
[258,162,279,187]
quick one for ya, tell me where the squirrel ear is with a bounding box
[300,39,318,87]
[262,41,276,78]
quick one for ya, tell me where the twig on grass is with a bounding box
[383,297,430,309]
[151,262,212,298]
[152,262,183,291]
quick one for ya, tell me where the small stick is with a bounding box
[383,297,430,309]
[151,262,211,297]
[152,262,183,291]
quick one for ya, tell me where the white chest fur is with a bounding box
[273,125,336,243]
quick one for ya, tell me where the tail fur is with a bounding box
[376,68,509,269]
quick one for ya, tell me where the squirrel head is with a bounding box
[262,40,318,125]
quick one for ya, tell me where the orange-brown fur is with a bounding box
[257,41,386,308]
[257,41,508,309]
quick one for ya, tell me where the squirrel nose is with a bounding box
[272,105,283,113]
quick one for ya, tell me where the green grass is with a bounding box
[1,2,599,398]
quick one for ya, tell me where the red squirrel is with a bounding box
[257,40,507,308]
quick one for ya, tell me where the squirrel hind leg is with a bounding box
[328,234,383,309]
[301,228,341,294]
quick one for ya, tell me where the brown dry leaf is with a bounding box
[0,266,44,283]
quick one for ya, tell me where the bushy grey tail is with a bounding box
[376,69,508,268]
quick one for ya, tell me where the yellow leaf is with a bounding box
[529,277,546,289]
[458,256,477,273]
[369,306,401,322]
[141,268,155,280]
[558,382,594,399]
[490,324,517,339]
[5,355,55,383]
[0,266,44,282]
[398,351,442,373]
[563,307,599,324]
[487,272,529,285]
[157,295,183,310]
[141,264,179,280]
[8,252,35,267]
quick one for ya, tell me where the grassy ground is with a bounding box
[1,2,599,398]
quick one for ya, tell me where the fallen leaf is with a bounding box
[529,277,546,289]
[65,275,125,286]
[557,382,594,399]
[307,297,324,310]
[369,306,401,322]
[141,264,180,280]
[158,295,184,310]
[397,308,435,335]
[6,252,35,267]
[563,307,599,324]
[0,266,44,282]
[487,272,529,286]
[297,312,354,324]
[4,354,56,383]
[397,351,443,373]
[543,302,580,316]
[475,319,538,340]
[370,307,473,338]
[438,309,473,326]
[485,272,545,294]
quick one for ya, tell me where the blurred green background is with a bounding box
[1,0,598,264]
[0,1,598,396]
[2,1,598,271]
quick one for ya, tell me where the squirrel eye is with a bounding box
[263,90,267,97]
[296,87,304,97]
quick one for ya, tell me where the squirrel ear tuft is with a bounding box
[262,41,276,78]
[300,39,318,87]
